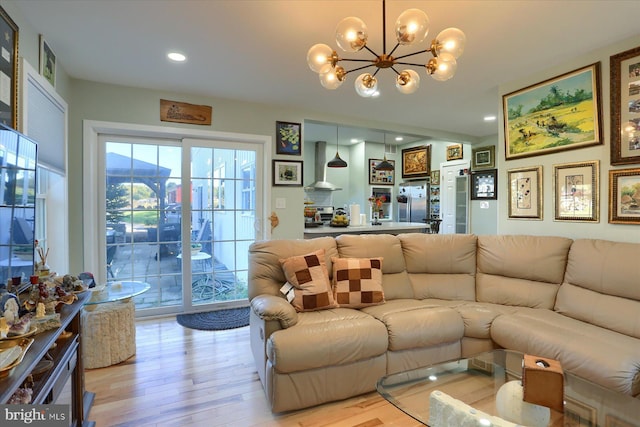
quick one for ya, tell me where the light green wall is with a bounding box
[497,34,640,243]
[469,135,499,235]
[67,80,475,273]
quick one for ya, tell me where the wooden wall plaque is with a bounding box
[160,99,212,125]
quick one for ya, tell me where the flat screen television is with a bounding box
[0,123,37,286]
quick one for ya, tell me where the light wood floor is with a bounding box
[85,316,420,427]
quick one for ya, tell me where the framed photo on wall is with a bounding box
[507,165,543,220]
[39,34,56,87]
[471,145,495,170]
[0,6,18,129]
[470,169,497,200]
[610,45,640,165]
[446,143,463,161]
[431,170,440,185]
[401,145,431,179]
[503,63,602,160]
[275,121,301,155]
[553,160,599,222]
[272,159,303,186]
[608,167,640,224]
[368,158,395,185]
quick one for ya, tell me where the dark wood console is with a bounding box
[0,291,94,427]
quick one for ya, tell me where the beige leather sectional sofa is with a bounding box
[248,234,640,413]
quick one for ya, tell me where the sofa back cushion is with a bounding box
[399,234,477,301]
[555,239,640,339]
[336,234,413,300]
[248,237,338,300]
[476,235,572,309]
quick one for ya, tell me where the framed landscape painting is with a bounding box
[608,167,640,224]
[503,63,602,160]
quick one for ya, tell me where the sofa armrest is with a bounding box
[251,294,299,329]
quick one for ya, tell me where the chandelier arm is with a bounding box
[382,0,387,54]
[393,49,431,61]
[394,61,429,67]
[339,58,377,63]
[387,42,401,57]
[389,66,402,76]
[363,45,380,58]
[343,63,376,75]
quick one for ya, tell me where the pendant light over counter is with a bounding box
[327,126,347,168]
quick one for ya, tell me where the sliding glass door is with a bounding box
[100,134,261,316]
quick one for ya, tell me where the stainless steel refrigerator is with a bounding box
[397,181,429,223]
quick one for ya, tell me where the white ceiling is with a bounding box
[14,0,640,143]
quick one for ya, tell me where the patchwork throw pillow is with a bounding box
[331,257,385,308]
[279,249,337,312]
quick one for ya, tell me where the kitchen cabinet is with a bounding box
[0,291,94,426]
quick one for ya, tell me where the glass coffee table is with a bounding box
[377,349,640,427]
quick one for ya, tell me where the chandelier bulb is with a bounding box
[307,43,335,73]
[355,73,378,98]
[395,8,430,46]
[434,27,466,59]
[428,53,457,81]
[335,17,368,52]
[319,66,346,89]
[396,69,420,94]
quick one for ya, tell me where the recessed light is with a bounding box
[483,115,496,122]
[395,136,403,142]
[167,52,187,62]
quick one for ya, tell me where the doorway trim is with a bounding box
[82,120,272,284]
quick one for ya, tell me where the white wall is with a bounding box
[497,34,640,243]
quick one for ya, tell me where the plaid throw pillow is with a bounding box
[331,257,385,308]
[279,249,337,312]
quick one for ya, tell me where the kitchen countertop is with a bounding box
[303,221,430,238]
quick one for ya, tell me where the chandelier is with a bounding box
[306,0,466,97]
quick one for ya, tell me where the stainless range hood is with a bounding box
[304,141,342,191]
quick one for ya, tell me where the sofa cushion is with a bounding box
[279,249,337,312]
[249,236,338,300]
[476,235,573,309]
[454,302,519,339]
[399,234,477,301]
[491,308,640,396]
[266,308,388,373]
[331,257,385,308]
[556,239,640,339]
[363,300,464,351]
[336,234,413,299]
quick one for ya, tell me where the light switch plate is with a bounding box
[275,198,286,209]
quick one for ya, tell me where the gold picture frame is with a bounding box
[608,167,640,224]
[471,145,495,170]
[503,63,602,160]
[610,45,640,165]
[446,143,463,161]
[507,165,543,220]
[553,160,599,222]
[0,6,18,129]
[401,145,431,179]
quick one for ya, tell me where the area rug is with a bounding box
[176,307,250,331]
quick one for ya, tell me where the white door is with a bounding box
[440,160,469,234]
